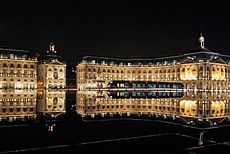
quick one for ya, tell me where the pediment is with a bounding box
[47,59,65,65]
[212,58,227,64]
[180,58,197,64]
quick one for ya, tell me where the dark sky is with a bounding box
[0,1,230,66]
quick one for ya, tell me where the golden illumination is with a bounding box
[211,101,225,116]
[180,65,197,80]
[37,90,66,113]
[0,90,37,119]
[47,70,53,78]
[37,63,66,89]
[76,53,230,120]
[180,100,197,116]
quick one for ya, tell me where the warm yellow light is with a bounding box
[180,66,197,80]
[211,101,225,116]
[16,83,22,89]
[180,100,197,116]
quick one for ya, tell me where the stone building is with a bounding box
[37,90,66,118]
[37,43,66,89]
[0,48,37,121]
[76,34,230,122]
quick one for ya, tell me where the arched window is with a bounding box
[53,72,58,79]
[3,63,7,67]
[30,65,34,69]
[17,64,21,68]
[24,64,27,68]
[221,68,224,72]
[53,98,58,108]
[177,68,180,72]
[10,64,14,68]
[199,66,203,71]
[182,68,185,72]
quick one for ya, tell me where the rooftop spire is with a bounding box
[47,42,57,54]
[198,33,205,49]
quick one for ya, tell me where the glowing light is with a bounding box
[15,83,22,89]
[180,100,197,116]
[180,66,197,80]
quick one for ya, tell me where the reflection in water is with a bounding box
[107,80,184,89]
[108,91,183,98]
[0,89,66,122]
[0,90,37,122]
[76,87,230,121]
[46,123,56,134]
[76,48,230,124]
[37,90,66,118]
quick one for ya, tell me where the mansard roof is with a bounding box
[82,48,230,66]
[0,47,36,60]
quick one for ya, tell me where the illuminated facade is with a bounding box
[0,48,37,121]
[0,48,37,90]
[0,45,66,121]
[37,43,66,89]
[37,90,66,117]
[76,34,230,122]
[0,90,37,121]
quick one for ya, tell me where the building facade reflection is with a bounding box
[76,34,230,122]
[0,90,37,121]
[0,89,66,122]
[37,90,66,118]
[0,44,66,122]
[76,87,228,121]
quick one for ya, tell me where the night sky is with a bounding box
[0,1,230,66]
